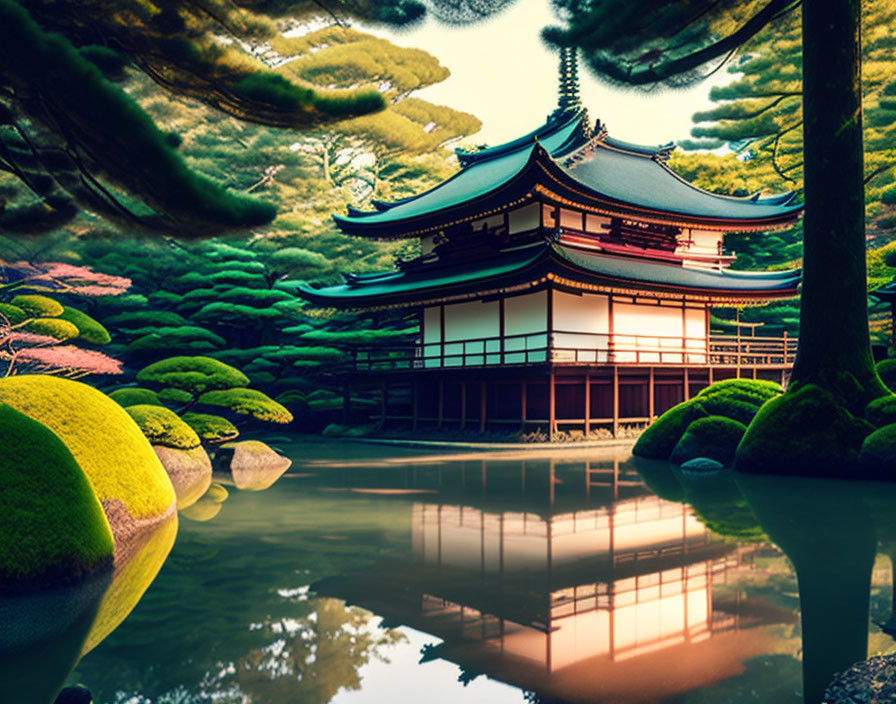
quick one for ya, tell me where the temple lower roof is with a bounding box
[298,239,801,310]
[333,109,802,238]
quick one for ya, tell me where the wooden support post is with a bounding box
[549,370,556,441]
[648,367,655,421]
[460,382,467,430]
[708,365,714,386]
[480,381,487,433]
[612,366,619,438]
[520,380,527,431]
[411,382,418,432]
[584,369,591,436]
[342,382,350,424]
[683,367,690,402]
[437,379,444,430]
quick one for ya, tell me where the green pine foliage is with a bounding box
[197,388,293,424]
[125,404,202,450]
[58,307,112,345]
[137,356,250,397]
[108,388,164,408]
[181,412,240,443]
[11,294,64,318]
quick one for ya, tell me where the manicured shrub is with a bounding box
[58,306,111,345]
[0,375,175,526]
[23,317,80,341]
[125,404,202,449]
[0,403,113,594]
[181,412,239,443]
[670,415,747,466]
[158,387,194,404]
[11,294,64,317]
[0,302,28,325]
[108,387,163,408]
[137,355,249,396]
[198,388,293,423]
[858,423,896,475]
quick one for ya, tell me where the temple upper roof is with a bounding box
[334,107,802,238]
[298,236,801,310]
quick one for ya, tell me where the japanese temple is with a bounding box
[298,50,803,437]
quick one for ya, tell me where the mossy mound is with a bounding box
[858,424,896,475]
[0,303,28,325]
[670,416,747,466]
[217,440,291,491]
[736,384,875,476]
[0,404,113,595]
[11,294,63,317]
[23,317,80,341]
[158,387,193,404]
[152,445,212,508]
[633,401,708,459]
[865,395,896,427]
[198,388,293,423]
[137,356,249,395]
[634,379,780,460]
[58,307,111,345]
[181,412,238,443]
[108,388,162,408]
[125,405,201,450]
[877,359,896,392]
[0,376,175,527]
[322,423,376,437]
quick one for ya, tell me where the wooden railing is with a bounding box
[350,330,797,371]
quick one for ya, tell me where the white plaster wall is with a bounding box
[553,291,610,363]
[585,213,612,234]
[613,302,685,363]
[560,208,584,230]
[505,291,548,363]
[444,300,500,366]
[685,307,708,363]
[508,203,541,234]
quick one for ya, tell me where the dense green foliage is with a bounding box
[670,415,747,466]
[137,356,250,397]
[0,403,113,592]
[108,388,163,408]
[125,404,202,450]
[181,412,239,443]
[197,388,293,424]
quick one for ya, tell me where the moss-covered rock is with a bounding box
[865,395,896,427]
[634,379,780,460]
[108,388,162,408]
[670,416,747,466]
[152,445,212,508]
[0,302,28,325]
[0,376,176,550]
[137,356,249,396]
[181,412,238,443]
[11,294,63,317]
[125,404,201,450]
[877,359,896,392]
[857,424,896,475]
[58,307,111,345]
[633,400,708,459]
[216,440,291,491]
[198,388,293,424]
[736,384,876,476]
[23,317,80,341]
[0,404,113,595]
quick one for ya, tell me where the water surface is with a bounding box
[65,440,896,703]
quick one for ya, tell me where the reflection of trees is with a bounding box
[219,598,405,704]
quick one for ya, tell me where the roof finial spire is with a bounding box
[556,46,581,115]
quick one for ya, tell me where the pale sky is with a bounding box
[361,0,735,148]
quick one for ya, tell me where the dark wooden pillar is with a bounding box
[479,381,487,433]
[520,380,527,431]
[437,379,444,430]
[648,366,655,420]
[411,382,418,432]
[342,382,350,424]
[612,366,619,437]
[460,382,467,430]
[549,369,556,441]
[584,369,591,436]
[683,367,690,401]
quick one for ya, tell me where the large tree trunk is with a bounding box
[790,0,887,406]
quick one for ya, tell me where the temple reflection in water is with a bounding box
[315,452,794,703]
